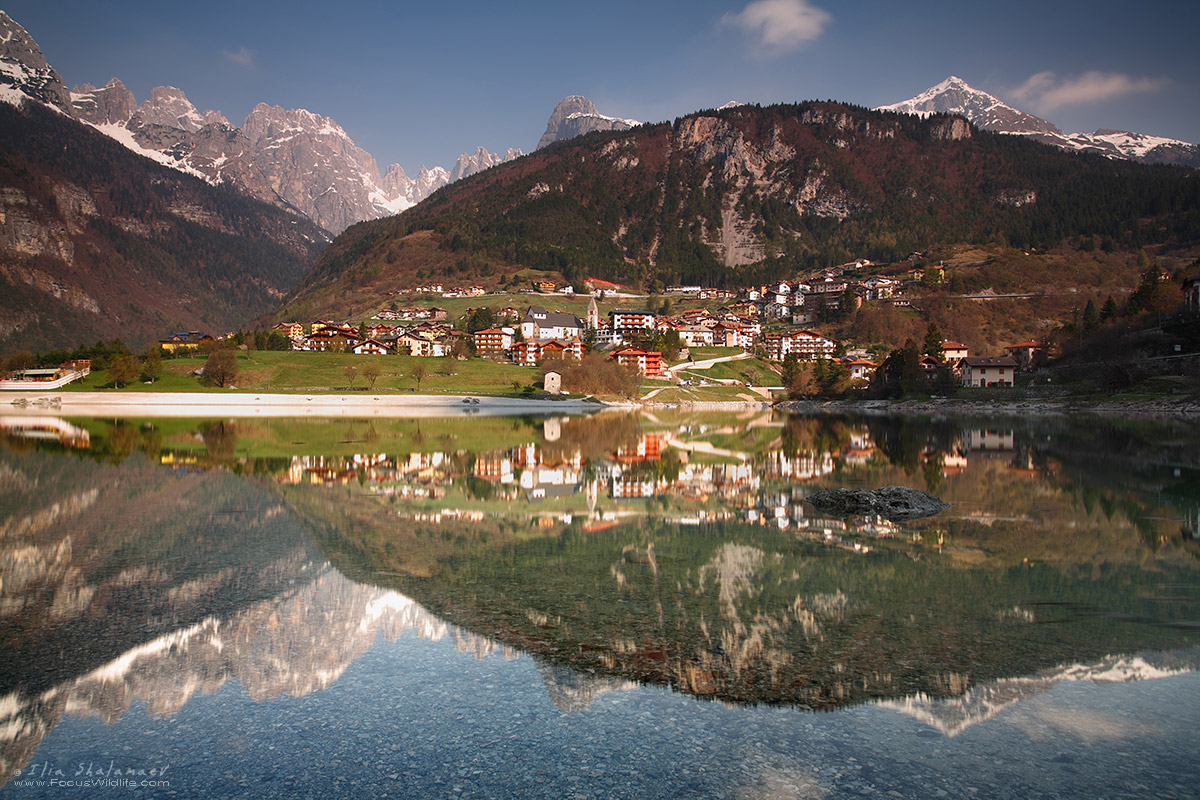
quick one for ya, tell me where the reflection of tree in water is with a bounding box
[363,421,379,446]
[107,422,140,461]
[542,413,641,462]
[867,416,959,475]
[202,421,239,464]
[924,451,944,493]
[780,416,854,460]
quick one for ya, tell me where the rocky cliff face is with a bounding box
[0,96,327,351]
[241,102,401,233]
[68,79,284,209]
[134,85,229,131]
[69,77,136,125]
[450,145,525,182]
[0,11,72,113]
[536,95,638,150]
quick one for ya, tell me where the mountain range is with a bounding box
[879,76,1200,168]
[66,78,525,236]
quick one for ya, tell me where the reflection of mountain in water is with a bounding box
[0,443,633,785]
[536,662,638,713]
[881,650,1200,737]
[315,500,1199,714]
[0,558,461,783]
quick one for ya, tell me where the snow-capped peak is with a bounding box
[879,76,1199,167]
[878,75,1061,135]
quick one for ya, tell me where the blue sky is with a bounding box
[7,0,1198,175]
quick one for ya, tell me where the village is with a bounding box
[244,263,1038,393]
[16,261,1197,396]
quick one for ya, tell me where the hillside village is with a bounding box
[246,260,1044,393]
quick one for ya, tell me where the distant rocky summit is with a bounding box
[536,95,639,150]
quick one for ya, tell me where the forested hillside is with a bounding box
[287,101,1199,310]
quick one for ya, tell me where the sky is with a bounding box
[6,0,1199,176]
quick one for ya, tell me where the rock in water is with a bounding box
[806,486,950,521]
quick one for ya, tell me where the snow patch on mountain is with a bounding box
[82,120,208,179]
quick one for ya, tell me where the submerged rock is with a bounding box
[806,486,950,521]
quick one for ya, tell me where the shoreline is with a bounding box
[5,390,1198,420]
[778,396,1200,420]
[2,391,604,418]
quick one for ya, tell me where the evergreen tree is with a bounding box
[1100,295,1117,322]
[923,324,944,360]
[900,340,922,396]
[1082,299,1100,330]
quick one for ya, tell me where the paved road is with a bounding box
[666,351,753,377]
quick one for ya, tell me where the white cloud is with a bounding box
[221,47,254,68]
[722,0,832,57]
[1010,70,1169,114]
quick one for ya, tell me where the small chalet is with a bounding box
[400,334,448,357]
[1004,341,1049,371]
[941,341,969,361]
[712,322,754,350]
[351,338,393,355]
[676,325,715,347]
[841,356,876,383]
[961,356,1018,388]
[159,331,214,353]
[919,355,942,379]
[511,339,582,366]
[274,322,304,339]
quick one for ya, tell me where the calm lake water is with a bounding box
[1,410,1197,799]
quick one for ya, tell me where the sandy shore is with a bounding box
[2,391,603,418]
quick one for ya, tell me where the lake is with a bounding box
[1,409,1197,798]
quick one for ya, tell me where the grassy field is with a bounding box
[676,357,779,386]
[54,345,786,404]
[65,415,555,460]
[363,290,734,325]
[64,350,542,395]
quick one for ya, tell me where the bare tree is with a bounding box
[202,349,238,387]
[410,362,427,391]
[343,363,359,388]
[362,362,382,390]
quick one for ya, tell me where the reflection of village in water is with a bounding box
[4,411,1196,546]
[267,414,1199,547]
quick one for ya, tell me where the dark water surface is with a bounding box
[1,411,1197,798]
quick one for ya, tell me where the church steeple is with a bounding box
[586,295,599,330]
